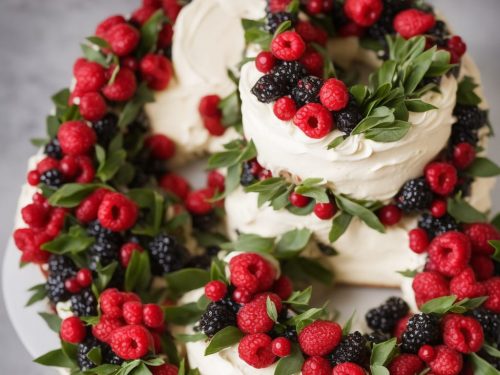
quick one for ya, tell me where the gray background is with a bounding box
[0,0,499,373]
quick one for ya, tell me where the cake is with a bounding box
[8,0,500,374]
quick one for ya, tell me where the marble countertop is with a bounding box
[0,0,499,373]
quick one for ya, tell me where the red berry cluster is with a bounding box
[198,94,226,136]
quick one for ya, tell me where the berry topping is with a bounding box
[104,23,140,57]
[60,317,86,344]
[428,345,463,375]
[443,314,484,353]
[148,234,189,275]
[271,31,306,61]
[251,74,286,103]
[449,267,486,300]
[463,222,500,255]
[142,303,164,328]
[395,178,433,212]
[320,78,349,111]
[344,0,384,27]
[238,333,276,369]
[328,331,369,367]
[366,297,409,333]
[427,231,471,277]
[292,76,322,107]
[58,121,97,156]
[237,293,282,334]
[199,302,236,337]
[159,173,191,200]
[229,253,276,293]
[401,313,441,354]
[98,193,138,232]
[289,192,311,208]
[302,356,332,375]
[185,188,216,215]
[205,280,228,302]
[412,271,450,308]
[388,354,424,375]
[314,202,336,220]
[271,337,291,357]
[255,51,276,73]
[273,96,297,121]
[110,325,151,360]
[140,53,173,90]
[425,162,458,196]
[122,301,143,325]
[293,103,333,138]
[409,228,429,254]
[452,143,476,170]
[393,9,436,39]
[378,204,402,226]
[102,67,137,102]
[332,362,366,375]
[298,320,342,356]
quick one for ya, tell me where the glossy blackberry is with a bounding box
[470,308,500,346]
[428,20,450,46]
[418,213,460,239]
[41,169,63,189]
[251,74,287,103]
[328,331,369,367]
[148,234,189,275]
[365,297,409,333]
[199,302,236,337]
[48,254,77,276]
[283,326,298,342]
[87,221,122,244]
[240,161,258,186]
[219,295,241,314]
[453,105,486,130]
[185,254,212,269]
[46,274,70,304]
[103,346,124,366]
[77,337,101,371]
[70,288,98,317]
[365,331,391,344]
[272,60,307,92]
[192,211,219,231]
[92,113,119,147]
[88,239,120,270]
[451,122,479,146]
[44,139,63,159]
[291,76,322,107]
[395,178,433,212]
[401,313,441,353]
[334,97,363,135]
[265,12,297,33]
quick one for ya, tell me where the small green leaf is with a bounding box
[287,306,327,330]
[165,268,210,295]
[274,344,304,375]
[26,283,48,306]
[80,44,109,67]
[447,195,487,223]
[232,233,275,253]
[467,157,500,177]
[34,349,74,368]
[266,296,279,323]
[352,106,395,135]
[470,353,500,375]
[295,184,329,203]
[86,36,110,49]
[327,135,346,149]
[124,251,151,292]
[48,183,110,207]
[38,312,62,333]
[405,99,437,112]
[87,346,102,366]
[335,195,385,233]
[273,20,292,37]
[371,338,397,367]
[137,10,165,56]
[490,240,500,262]
[397,269,418,278]
[370,364,390,375]
[210,258,228,283]
[329,212,353,242]
[175,332,207,343]
[491,214,500,231]
[342,311,356,336]
[285,287,312,307]
[457,76,482,106]
[364,120,411,143]
[420,295,457,314]
[118,83,155,129]
[483,343,500,358]
[275,228,312,258]
[204,326,244,355]
[94,261,118,292]
[42,226,95,255]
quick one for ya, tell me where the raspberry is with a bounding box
[484,277,500,313]
[314,202,336,220]
[205,280,227,302]
[143,304,164,328]
[300,49,324,77]
[388,354,424,375]
[431,200,447,218]
[412,271,450,307]
[203,116,226,136]
[302,356,331,375]
[95,15,126,38]
[271,337,291,357]
[229,253,277,293]
[131,6,157,25]
[425,162,458,196]
[110,325,152,360]
[238,333,275,368]
[268,0,292,13]
[60,316,86,344]
[255,51,276,73]
[463,223,500,255]
[37,157,60,174]
[162,0,182,22]
[122,301,143,325]
[120,242,143,267]
[74,61,106,94]
[185,188,216,215]
[306,0,334,15]
[344,0,383,27]
[199,95,221,119]
[58,121,96,156]
[102,67,137,102]
[429,345,463,375]
[452,143,475,170]
[394,9,436,39]
[298,320,342,356]
[92,316,124,343]
[79,92,107,121]
[140,54,173,90]
[332,362,365,375]
[207,170,225,192]
[443,314,484,354]
[296,20,328,45]
[320,78,349,111]
[18,231,52,264]
[100,288,125,318]
[409,228,429,254]
[394,315,410,342]
[21,203,48,228]
[418,345,436,362]
[273,97,297,121]
[237,293,282,334]
[159,173,190,200]
[293,103,333,138]
[470,255,494,281]
[145,134,176,160]
[76,188,110,223]
[289,192,311,208]
[149,364,179,375]
[447,36,467,59]
[98,193,138,232]
[105,23,140,57]
[449,268,486,300]
[271,31,306,61]
[27,170,40,186]
[157,24,173,50]
[428,232,471,277]
[270,276,292,301]
[378,204,402,226]
[76,268,93,288]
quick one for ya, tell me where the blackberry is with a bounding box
[43,139,63,159]
[291,76,322,107]
[283,326,298,342]
[219,295,241,314]
[428,20,450,46]
[185,254,212,269]
[418,213,460,239]
[240,161,258,186]
[272,61,307,92]
[148,234,189,275]
[92,113,119,147]
[199,302,236,337]
[48,254,77,277]
[365,331,391,344]
[334,96,363,135]
[70,288,98,317]
[41,169,63,188]
[366,0,412,44]
[88,239,120,270]
[453,105,486,130]
[192,211,219,231]
[77,337,101,371]
[451,122,479,146]
[401,313,441,353]
[103,346,124,366]
[265,12,297,33]
[365,297,409,333]
[395,178,433,212]
[470,308,500,346]
[328,331,369,367]
[87,221,122,244]
[46,255,77,304]
[251,74,287,103]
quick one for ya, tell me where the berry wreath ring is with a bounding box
[8,0,500,375]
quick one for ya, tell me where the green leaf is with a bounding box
[329,211,353,242]
[350,84,368,105]
[287,306,327,330]
[204,326,244,355]
[85,363,121,375]
[467,157,500,177]
[405,99,437,112]
[26,283,48,306]
[295,184,329,203]
[285,287,312,307]
[124,251,151,292]
[352,106,394,135]
[164,303,203,325]
[420,295,457,314]
[457,76,482,106]
[232,233,275,253]
[404,46,435,94]
[96,147,127,182]
[224,163,243,197]
[46,115,61,138]
[370,364,390,375]
[342,311,356,336]
[94,261,118,292]
[80,44,109,67]
[266,296,279,323]
[296,257,333,284]
[219,91,241,128]
[38,312,62,333]
[397,269,418,278]
[86,346,102,366]
[31,138,49,147]
[34,349,75,368]
[118,83,155,129]
[86,36,110,49]
[210,258,228,283]
[483,343,500,359]
[165,268,210,295]
[274,344,304,375]
[42,226,95,255]
[275,228,312,258]
[447,195,487,223]
[490,240,500,262]
[364,120,411,143]
[48,183,109,207]
[371,338,397,366]
[491,214,500,231]
[327,135,346,149]
[137,10,165,57]
[335,195,385,233]
[273,20,292,37]
[175,332,207,343]
[470,353,500,375]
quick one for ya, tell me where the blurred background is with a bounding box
[1,0,499,373]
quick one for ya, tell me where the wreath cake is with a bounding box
[7,0,500,374]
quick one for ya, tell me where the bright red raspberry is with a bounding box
[344,0,383,27]
[205,280,227,302]
[21,203,48,228]
[268,0,292,13]
[92,316,124,343]
[233,288,254,304]
[338,22,366,37]
[427,232,471,277]
[306,0,334,15]
[296,20,328,45]
[18,231,52,264]
[60,317,86,344]
[185,188,216,215]
[199,95,221,118]
[59,155,78,179]
[429,345,463,375]
[76,268,93,287]
[470,255,494,281]
[73,57,88,76]
[255,51,276,73]
[143,304,164,328]
[388,354,424,375]
[447,36,467,58]
[272,337,291,357]
[58,121,96,156]
[378,204,402,226]
[27,170,40,186]
[302,356,331,375]
[229,253,277,293]
[452,143,475,170]
[293,103,333,139]
[207,170,225,192]
[79,92,107,121]
[100,288,125,318]
[95,15,126,38]
[320,78,349,111]
[157,23,173,49]
[36,157,59,174]
[238,333,275,369]
[159,173,190,200]
[105,23,140,57]
[449,267,486,301]
[120,242,144,268]
[443,314,484,354]
[300,49,324,77]
[463,223,500,255]
[431,200,447,218]
[140,54,173,90]
[394,9,436,39]
[314,202,336,220]
[273,97,297,121]
[203,116,226,136]
[149,364,179,375]
[63,155,95,183]
[75,188,110,223]
[393,315,410,342]
[102,67,137,102]
[298,320,342,356]
[412,271,450,307]
[418,345,436,362]
[483,277,500,313]
[425,162,458,196]
[74,61,106,94]
[289,192,311,208]
[123,301,143,325]
[110,325,152,360]
[123,292,141,304]
[272,275,293,300]
[332,362,366,375]
[237,293,282,334]
[98,193,139,232]
[271,31,306,61]
[145,134,176,160]
[162,0,182,22]
[131,6,157,25]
